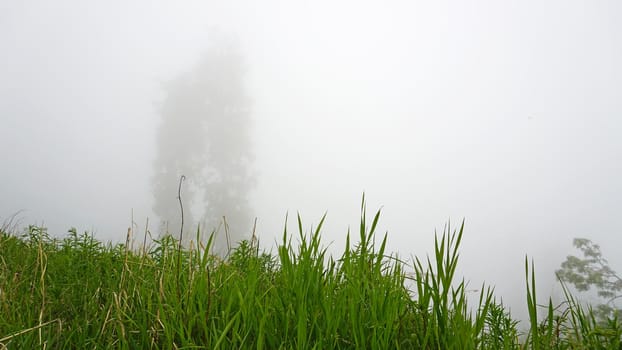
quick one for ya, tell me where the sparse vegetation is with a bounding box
[1,200,621,349]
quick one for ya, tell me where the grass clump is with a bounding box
[1,200,621,349]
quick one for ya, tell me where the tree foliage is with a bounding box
[557,238,622,320]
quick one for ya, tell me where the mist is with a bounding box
[2,0,621,322]
[152,34,254,252]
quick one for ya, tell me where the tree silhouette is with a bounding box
[152,35,254,253]
[557,238,622,320]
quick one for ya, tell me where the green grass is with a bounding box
[1,200,621,349]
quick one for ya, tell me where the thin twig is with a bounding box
[251,217,258,254]
[142,217,149,257]
[223,216,231,259]
[177,175,186,246]
[176,175,186,300]
[0,319,61,343]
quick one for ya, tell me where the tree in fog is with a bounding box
[557,238,622,321]
[152,36,254,252]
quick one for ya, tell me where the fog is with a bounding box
[2,0,621,321]
[152,35,254,252]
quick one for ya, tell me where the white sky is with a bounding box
[2,0,621,321]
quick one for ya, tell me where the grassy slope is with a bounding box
[1,203,620,349]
